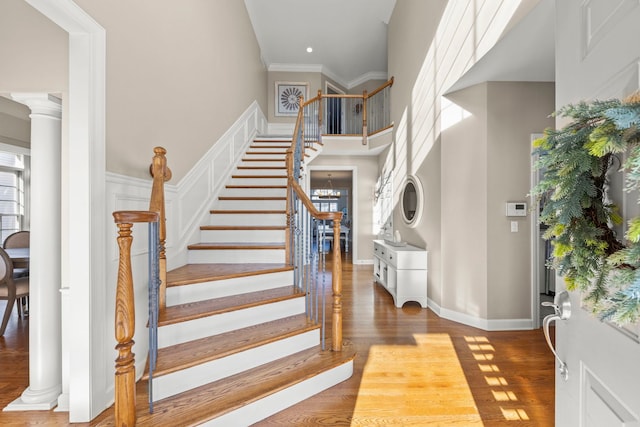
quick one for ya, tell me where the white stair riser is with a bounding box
[166,270,293,306]
[233,169,287,176]
[199,229,285,243]
[208,213,285,226]
[238,160,286,168]
[158,297,305,348]
[244,152,287,157]
[202,361,354,426]
[219,188,286,197]
[188,249,285,264]
[247,144,291,154]
[151,329,320,401]
[214,199,286,210]
[228,177,287,186]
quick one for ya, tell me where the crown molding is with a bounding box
[347,71,389,89]
[267,63,388,90]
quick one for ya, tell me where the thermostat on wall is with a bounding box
[506,202,527,217]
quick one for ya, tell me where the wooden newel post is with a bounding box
[149,147,171,310]
[113,210,159,427]
[332,219,343,351]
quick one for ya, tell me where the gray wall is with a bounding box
[441,82,554,320]
[386,0,447,306]
[386,0,555,323]
[1,0,268,182]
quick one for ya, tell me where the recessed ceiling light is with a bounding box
[306,47,313,53]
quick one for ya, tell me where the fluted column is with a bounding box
[5,93,62,410]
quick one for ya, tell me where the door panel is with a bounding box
[583,367,639,427]
[555,0,640,425]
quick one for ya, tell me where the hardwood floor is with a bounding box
[0,252,554,426]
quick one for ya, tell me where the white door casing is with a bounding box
[555,0,640,425]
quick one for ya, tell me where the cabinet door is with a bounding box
[387,265,397,290]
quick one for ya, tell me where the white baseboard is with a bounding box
[427,298,534,331]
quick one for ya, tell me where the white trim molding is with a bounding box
[428,298,534,331]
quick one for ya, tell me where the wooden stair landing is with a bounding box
[167,263,292,287]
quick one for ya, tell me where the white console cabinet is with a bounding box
[373,240,428,308]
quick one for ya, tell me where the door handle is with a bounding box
[542,290,571,381]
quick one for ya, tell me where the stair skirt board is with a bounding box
[199,228,285,243]
[151,329,320,402]
[188,248,285,264]
[158,297,306,348]
[213,199,286,211]
[199,362,354,427]
[166,270,293,306]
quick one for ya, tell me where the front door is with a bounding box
[554,1,640,425]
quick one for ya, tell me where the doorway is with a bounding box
[325,82,344,135]
[309,169,353,257]
[530,133,555,328]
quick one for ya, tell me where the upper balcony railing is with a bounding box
[301,77,394,146]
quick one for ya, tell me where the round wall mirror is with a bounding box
[401,175,423,227]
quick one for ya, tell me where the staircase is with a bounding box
[129,137,355,426]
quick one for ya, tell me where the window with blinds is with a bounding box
[0,152,25,243]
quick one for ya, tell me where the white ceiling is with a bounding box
[244,0,555,92]
[244,0,396,89]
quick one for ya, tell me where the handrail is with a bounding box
[286,106,343,352]
[302,77,394,143]
[112,210,160,427]
[367,76,394,98]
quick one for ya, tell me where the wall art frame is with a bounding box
[275,81,309,116]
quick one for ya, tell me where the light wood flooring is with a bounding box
[0,252,554,426]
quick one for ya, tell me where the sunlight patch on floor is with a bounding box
[351,333,484,426]
[465,335,530,422]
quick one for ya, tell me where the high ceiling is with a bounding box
[244,0,555,93]
[244,0,396,89]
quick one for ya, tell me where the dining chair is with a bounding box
[0,246,29,336]
[3,230,30,278]
[3,231,30,249]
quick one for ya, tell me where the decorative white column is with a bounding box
[5,93,62,410]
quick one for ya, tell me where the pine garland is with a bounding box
[532,93,640,325]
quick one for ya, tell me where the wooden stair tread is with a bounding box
[231,174,287,179]
[225,185,287,189]
[241,158,285,161]
[143,314,318,379]
[187,242,285,250]
[250,145,290,149]
[131,341,356,427]
[237,165,286,170]
[167,263,292,287]
[159,286,302,326]
[252,138,291,143]
[245,151,287,155]
[210,209,285,214]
